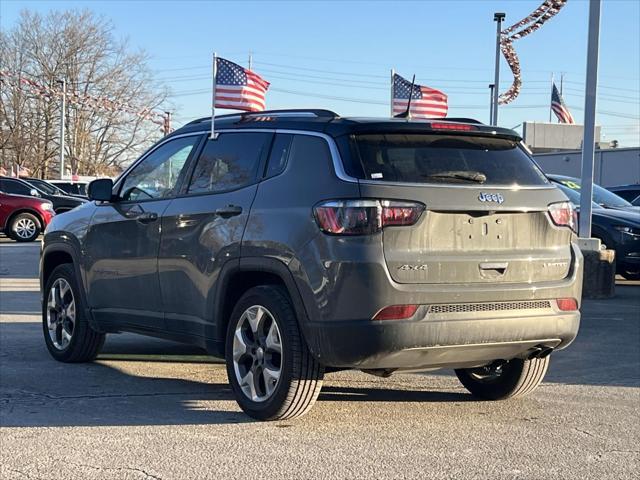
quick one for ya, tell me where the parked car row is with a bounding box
[0,177,87,214]
[0,176,89,242]
[0,191,55,242]
[547,175,640,280]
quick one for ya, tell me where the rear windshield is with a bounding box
[349,134,549,186]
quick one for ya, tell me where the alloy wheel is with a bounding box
[46,278,76,350]
[14,217,37,239]
[232,305,283,402]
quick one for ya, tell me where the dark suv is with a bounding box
[40,110,583,420]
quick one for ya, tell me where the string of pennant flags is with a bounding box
[0,70,169,129]
[498,0,568,105]
[2,0,571,136]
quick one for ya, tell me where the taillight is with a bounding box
[556,298,578,311]
[313,200,425,235]
[548,201,577,233]
[430,122,477,132]
[373,304,419,321]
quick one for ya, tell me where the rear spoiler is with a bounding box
[336,121,522,141]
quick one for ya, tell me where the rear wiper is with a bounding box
[423,170,487,184]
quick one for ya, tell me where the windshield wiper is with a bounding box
[423,170,487,184]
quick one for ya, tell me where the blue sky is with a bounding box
[2,0,639,145]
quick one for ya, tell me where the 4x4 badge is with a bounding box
[478,192,505,204]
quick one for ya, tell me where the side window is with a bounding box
[265,134,293,178]
[120,135,200,201]
[187,132,271,194]
[0,179,32,195]
[288,134,333,171]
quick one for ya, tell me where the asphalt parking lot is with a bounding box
[0,237,638,479]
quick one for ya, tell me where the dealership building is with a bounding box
[523,122,640,187]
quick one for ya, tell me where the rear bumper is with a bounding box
[306,310,580,369]
[297,241,583,370]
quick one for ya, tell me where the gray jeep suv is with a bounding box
[40,110,583,420]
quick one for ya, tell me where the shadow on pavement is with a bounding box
[1,284,638,427]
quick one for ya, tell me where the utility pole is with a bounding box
[578,0,602,239]
[57,79,66,180]
[549,72,554,123]
[488,84,495,124]
[390,69,395,117]
[163,111,172,136]
[492,12,505,125]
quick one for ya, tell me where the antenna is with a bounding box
[394,74,415,119]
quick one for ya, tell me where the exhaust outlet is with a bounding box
[527,345,554,360]
[527,347,543,360]
[537,346,554,358]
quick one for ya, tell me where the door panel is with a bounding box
[159,186,258,336]
[85,133,202,330]
[158,131,272,338]
[85,200,170,328]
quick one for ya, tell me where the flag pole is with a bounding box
[211,52,217,140]
[549,72,554,123]
[390,69,395,117]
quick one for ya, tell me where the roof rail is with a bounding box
[185,109,339,126]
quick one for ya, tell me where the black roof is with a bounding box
[169,109,522,141]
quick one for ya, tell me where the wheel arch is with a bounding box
[209,257,312,357]
[41,242,99,331]
[4,208,44,232]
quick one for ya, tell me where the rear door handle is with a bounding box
[479,262,508,277]
[215,205,243,218]
[136,212,158,224]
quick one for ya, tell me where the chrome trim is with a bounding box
[120,127,556,191]
[170,128,357,183]
[357,179,557,190]
[274,129,356,183]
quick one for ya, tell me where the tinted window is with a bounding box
[288,134,333,171]
[187,132,271,194]
[0,179,32,195]
[26,179,58,195]
[555,177,632,208]
[351,134,549,186]
[120,135,200,201]
[265,134,292,178]
[554,182,600,209]
[55,183,87,195]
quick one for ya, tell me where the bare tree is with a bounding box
[1,9,169,178]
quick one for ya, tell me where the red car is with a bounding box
[0,191,55,242]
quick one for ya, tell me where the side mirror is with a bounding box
[88,178,114,202]
[30,188,41,197]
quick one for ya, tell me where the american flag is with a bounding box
[551,83,575,124]
[392,73,448,118]
[215,57,269,112]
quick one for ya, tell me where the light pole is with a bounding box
[57,79,66,180]
[488,84,495,124]
[578,0,602,239]
[492,12,505,125]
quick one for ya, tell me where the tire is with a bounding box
[8,212,41,242]
[225,285,324,421]
[621,270,640,281]
[42,264,105,362]
[455,356,550,400]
